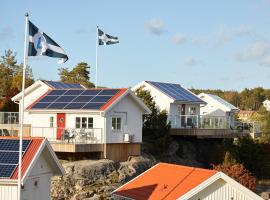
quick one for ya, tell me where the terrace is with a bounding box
[168,115,261,138]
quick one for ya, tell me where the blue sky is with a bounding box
[1,1,270,90]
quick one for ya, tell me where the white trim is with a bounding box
[178,172,263,200]
[21,138,65,185]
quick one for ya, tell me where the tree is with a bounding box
[58,62,95,88]
[0,50,34,111]
[212,163,256,191]
[135,86,171,156]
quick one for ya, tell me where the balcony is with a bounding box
[168,115,261,139]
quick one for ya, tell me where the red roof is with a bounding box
[0,137,44,180]
[114,163,217,200]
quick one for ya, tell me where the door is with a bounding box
[181,104,185,127]
[57,113,66,140]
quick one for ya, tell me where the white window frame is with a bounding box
[75,117,94,129]
[49,116,54,128]
[189,106,196,115]
[111,116,122,132]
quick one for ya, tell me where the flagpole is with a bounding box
[18,12,29,200]
[95,26,98,88]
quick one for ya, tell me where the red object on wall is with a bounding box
[57,113,66,140]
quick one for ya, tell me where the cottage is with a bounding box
[198,93,240,128]
[263,99,270,111]
[0,137,64,200]
[112,163,263,200]
[11,80,151,161]
[132,81,205,128]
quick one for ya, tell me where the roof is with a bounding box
[113,163,216,200]
[42,80,85,89]
[145,81,205,104]
[199,93,239,112]
[27,88,151,114]
[238,110,255,115]
[27,88,127,111]
[113,163,263,200]
[0,137,64,184]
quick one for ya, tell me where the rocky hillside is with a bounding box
[51,156,155,200]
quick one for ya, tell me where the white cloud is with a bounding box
[183,57,201,66]
[171,34,187,45]
[215,25,254,46]
[145,18,165,36]
[236,41,270,67]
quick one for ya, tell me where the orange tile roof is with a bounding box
[114,163,217,200]
[0,137,44,180]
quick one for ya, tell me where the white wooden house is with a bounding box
[263,99,270,111]
[0,137,64,200]
[198,93,240,128]
[11,80,151,161]
[132,81,205,128]
[112,163,263,200]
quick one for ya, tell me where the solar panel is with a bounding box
[30,89,121,110]
[0,164,17,178]
[0,139,31,178]
[147,81,204,103]
[44,81,84,89]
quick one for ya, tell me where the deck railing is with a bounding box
[30,127,103,144]
[0,112,19,124]
[168,115,230,129]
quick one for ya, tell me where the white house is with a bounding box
[263,99,270,111]
[132,81,205,128]
[12,80,151,161]
[198,93,240,128]
[0,137,64,200]
[112,163,263,200]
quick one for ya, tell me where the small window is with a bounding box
[190,107,196,115]
[75,117,81,128]
[88,117,93,128]
[112,117,121,131]
[82,117,87,128]
[50,117,54,128]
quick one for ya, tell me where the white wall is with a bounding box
[0,184,18,200]
[106,94,144,143]
[132,82,173,113]
[22,150,53,200]
[190,179,255,200]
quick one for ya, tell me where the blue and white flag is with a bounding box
[28,20,68,63]
[98,28,119,45]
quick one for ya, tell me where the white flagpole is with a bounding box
[95,26,99,88]
[18,12,29,200]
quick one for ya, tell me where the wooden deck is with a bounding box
[170,128,250,138]
[50,143,104,153]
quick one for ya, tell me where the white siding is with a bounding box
[22,151,53,200]
[0,184,18,200]
[190,179,255,200]
[132,82,173,113]
[106,94,143,143]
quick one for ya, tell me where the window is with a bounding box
[190,107,196,115]
[75,117,80,128]
[75,117,94,128]
[82,117,87,128]
[88,117,93,128]
[112,117,121,131]
[50,117,54,127]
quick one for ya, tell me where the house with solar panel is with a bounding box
[0,137,64,200]
[9,80,151,161]
[132,81,255,138]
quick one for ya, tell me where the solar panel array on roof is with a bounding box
[31,89,120,110]
[146,81,204,103]
[0,139,31,178]
[43,80,84,89]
